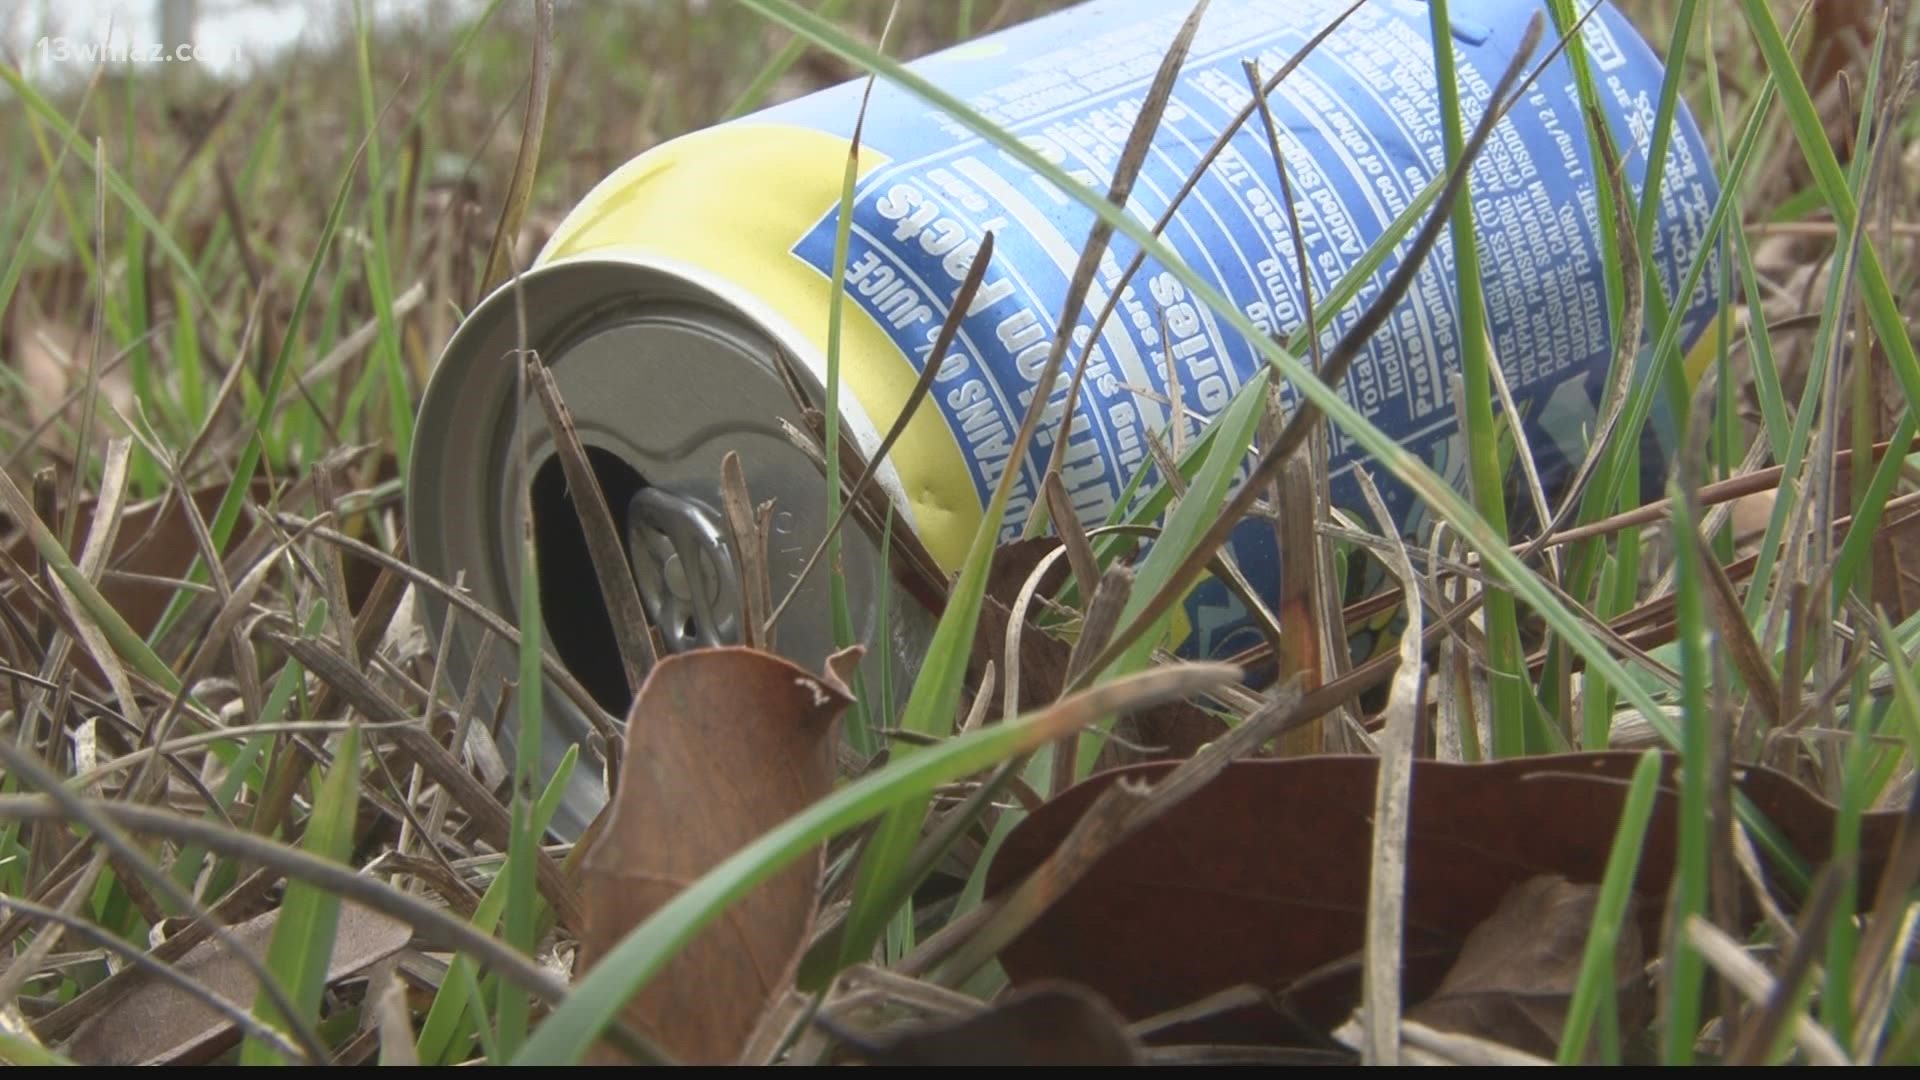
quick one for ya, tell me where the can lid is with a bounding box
[408,256,916,837]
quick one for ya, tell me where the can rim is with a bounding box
[406,251,930,838]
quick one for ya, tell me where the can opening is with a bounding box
[529,446,646,716]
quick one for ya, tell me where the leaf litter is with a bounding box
[576,646,859,1064]
[0,0,1916,1068]
[986,753,1903,1049]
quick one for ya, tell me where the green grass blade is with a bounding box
[1826,665,1882,1044]
[458,962,499,1064]
[1663,492,1711,1063]
[1545,0,1692,470]
[1281,169,1446,363]
[1872,614,1920,778]
[827,408,1014,975]
[1823,76,1893,1007]
[354,2,414,474]
[1581,550,1626,750]
[415,745,576,1065]
[1544,0,1631,326]
[0,149,75,348]
[822,80,873,761]
[874,508,897,748]
[415,870,509,1063]
[822,0,1208,975]
[1809,31,1900,616]
[0,72,103,409]
[0,470,181,692]
[1740,91,1879,629]
[194,87,286,281]
[1558,749,1664,1064]
[1730,224,1791,462]
[724,0,854,119]
[1554,2,1804,626]
[496,489,547,1058]
[1543,0,1635,315]
[1736,0,1920,425]
[1428,0,1531,755]
[1064,167,1447,615]
[172,602,330,900]
[239,724,362,1064]
[1083,418,1215,587]
[1079,366,1269,775]
[1831,415,1916,610]
[0,128,22,248]
[1628,0,1699,270]
[148,107,375,647]
[172,276,207,432]
[1064,88,1450,607]
[119,206,164,495]
[0,66,211,313]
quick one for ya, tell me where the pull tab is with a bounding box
[627,487,741,652]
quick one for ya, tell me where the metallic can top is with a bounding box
[407,257,924,837]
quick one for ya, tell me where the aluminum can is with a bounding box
[408,0,1721,834]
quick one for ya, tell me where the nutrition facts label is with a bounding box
[774,0,1719,659]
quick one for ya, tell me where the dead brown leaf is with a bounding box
[1404,874,1647,1061]
[987,752,1901,1046]
[64,900,409,1066]
[575,645,860,1064]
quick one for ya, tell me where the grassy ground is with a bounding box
[1,0,1918,1066]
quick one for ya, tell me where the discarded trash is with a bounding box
[407,0,1720,833]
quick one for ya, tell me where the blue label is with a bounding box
[764,0,1720,662]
